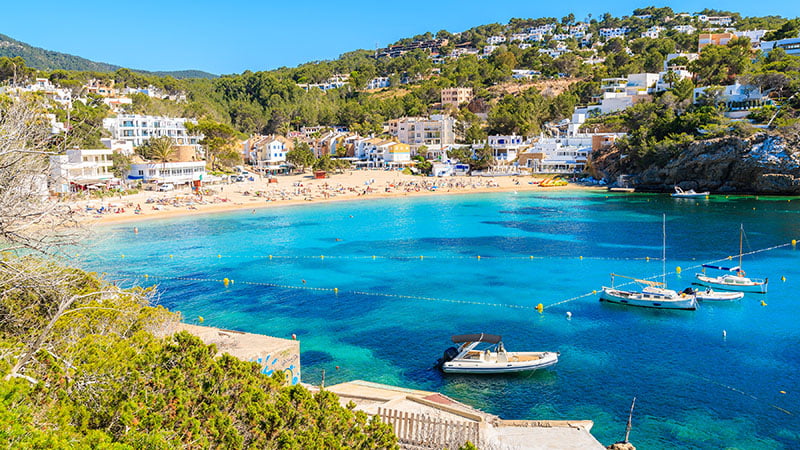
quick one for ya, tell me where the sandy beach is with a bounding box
[69,171,601,225]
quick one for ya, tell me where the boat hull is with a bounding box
[693,274,767,293]
[694,290,745,301]
[442,352,558,374]
[600,288,697,310]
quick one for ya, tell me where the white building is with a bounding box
[510,33,530,42]
[487,35,507,45]
[392,115,456,152]
[641,26,665,39]
[366,77,391,90]
[483,45,498,55]
[298,74,349,91]
[473,135,528,163]
[127,161,206,184]
[672,25,697,34]
[599,27,630,38]
[243,135,293,169]
[512,70,541,79]
[518,134,620,174]
[102,114,202,150]
[49,148,117,193]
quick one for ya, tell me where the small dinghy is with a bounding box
[694,288,745,301]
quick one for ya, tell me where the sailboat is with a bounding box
[694,225,768,293]
[600,215,698,310]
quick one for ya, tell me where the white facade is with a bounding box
[672,25,696,34]
[366,77,391,89]
[103,114,201,150]
[49,149,116,193]
[599,27,630,38]
[474,135,527,163]
[487,35,507,45]
[128,161,206,184]
[394,115,456,151]
[483,45,498,55]
[641,26,664,39]
[522,136,592,173]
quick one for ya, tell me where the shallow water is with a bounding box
[83,191,800,449]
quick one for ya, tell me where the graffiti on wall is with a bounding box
[250,350,300,385]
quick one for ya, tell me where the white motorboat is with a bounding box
[599,214,698,311]
[693,288,745,301]
[694,225,768,293]
[438,333,559,374]
[671,186,709,198]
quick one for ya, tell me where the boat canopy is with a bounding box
[451,333,502,344]
[702,264,741,272]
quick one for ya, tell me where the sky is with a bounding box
[1,0,799,75]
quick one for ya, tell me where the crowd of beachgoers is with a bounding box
[67,171,588,224]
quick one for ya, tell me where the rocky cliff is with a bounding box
[593,130,800,194]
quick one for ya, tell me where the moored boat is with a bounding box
[693,288,745,301]
[600,279,697,310]
[437,333,559,374]
[693,225,768,293]
[671,186,710,198]
[600,214,697,311]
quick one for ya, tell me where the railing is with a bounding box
[377,407,480,449]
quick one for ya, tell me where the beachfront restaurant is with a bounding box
[126,160,207,185]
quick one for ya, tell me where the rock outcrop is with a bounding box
[593,132,800,194]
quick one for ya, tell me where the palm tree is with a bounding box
[148,136,176,164]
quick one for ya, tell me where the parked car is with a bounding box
[158,183,175,191]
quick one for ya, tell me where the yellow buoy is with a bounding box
[792,240,797,247]
[530,255,534,260]
[223,278,230,286]
[420,255,424,260]
[760,300,767,306]
[536,303,544,313]
[120,254,125,258]
[477,255,481,260]
[372,255,376,260]
[269,255,273,260]
[144,274,149,279]
[592,290,597,295]
[198,316,204,323]
[781,276,786,282]
[780,390,787,394]
[169,254,174,259]
[676,266,682,274]
[579,256,583,260]
[321,255,325,260]
[218,254,221,258]
[646,256,650,262]
[334,287,339,294]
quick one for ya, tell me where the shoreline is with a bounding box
[72,172,605,226]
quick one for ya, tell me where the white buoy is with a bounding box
[722,330,727,338]
[566,311,572,319]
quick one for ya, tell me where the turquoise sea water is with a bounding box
[83,191,800,449]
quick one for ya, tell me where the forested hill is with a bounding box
[0,33,216,79]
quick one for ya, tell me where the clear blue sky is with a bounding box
[1,1,798,75]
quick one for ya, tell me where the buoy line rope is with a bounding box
[102,254,663,262]
[102,240,796,313]
[683,372,792,416]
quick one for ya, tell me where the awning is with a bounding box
[702,264,740,272]
[451,333,502,344]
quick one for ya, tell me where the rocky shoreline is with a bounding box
[593,129,800,195]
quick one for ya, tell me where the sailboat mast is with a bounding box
[739,224,744,269]
[662,214,666,286]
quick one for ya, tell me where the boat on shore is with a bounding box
[437,333,559,374]
[694,225,768,293]
[693,288,745,301]
[671,186,710,198]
